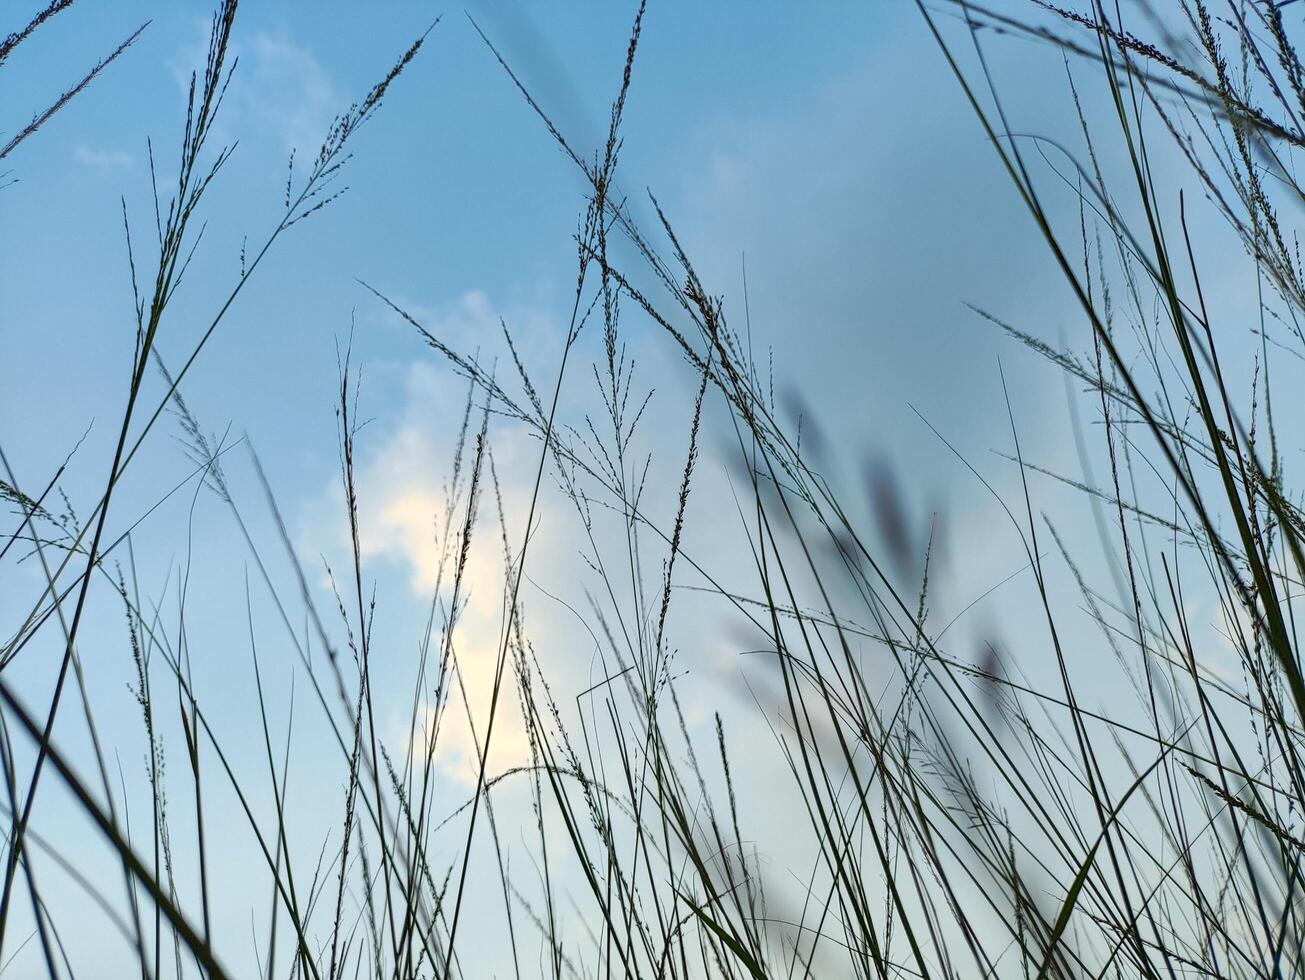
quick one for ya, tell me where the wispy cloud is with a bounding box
[243,32,338,155]
[168,25,339,157]
[73,145,133,171]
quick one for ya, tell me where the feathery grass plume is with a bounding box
[0,4,147,167]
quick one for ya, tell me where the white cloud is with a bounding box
[351,289,555,600]
[399,639,536,789]
[304,288,564,787]
[243,32,339,156]
[167,25,339,157]
[73,145,133,171]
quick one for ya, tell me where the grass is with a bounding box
[4,0,1305,976]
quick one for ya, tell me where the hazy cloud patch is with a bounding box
[73,145,133,171]
[243,32,339,156]
[168,25,339,158]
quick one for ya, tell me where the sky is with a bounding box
[0,2,1274,976]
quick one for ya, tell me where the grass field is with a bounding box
[4,1,1305,977]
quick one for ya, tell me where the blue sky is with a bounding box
[3,0,1061,498]
[0,2,1270,975]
